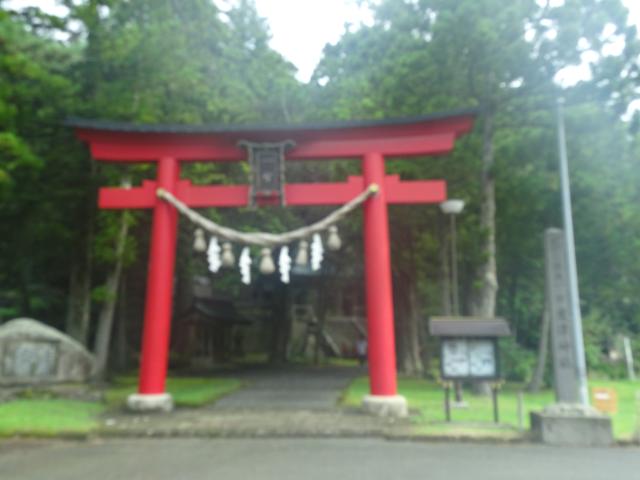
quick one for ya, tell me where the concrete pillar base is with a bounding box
[126,393,174,413]
[362,394,408,418]
[530,403,613,446]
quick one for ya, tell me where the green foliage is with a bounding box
[499,337,536,382]
[104,376,242,407]
[0,0,302,332]
[1,0,640,382]
[343,376,640,439]
[0,399,104,437]
[309,0,640,376]
[0,8,79,324]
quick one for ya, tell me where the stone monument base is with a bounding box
[126,393,174,413]
[530,403,613,446]
[362,394,408,418]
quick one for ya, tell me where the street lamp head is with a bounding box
[440,199,465,215]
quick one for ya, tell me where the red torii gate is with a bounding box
[71,110,475,416]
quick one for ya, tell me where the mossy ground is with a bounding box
[342,377,640,440]
[0,377,242,437]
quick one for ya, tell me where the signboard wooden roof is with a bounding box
[429,316,511,337]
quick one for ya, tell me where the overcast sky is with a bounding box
[5,0,640,85]
[252,0,373,81]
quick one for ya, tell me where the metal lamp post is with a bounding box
[440,199,465,316]
[440,199,465,405]
[555,98,589,406]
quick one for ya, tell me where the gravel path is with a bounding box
[100,365,413,438]
[214,365,362,410]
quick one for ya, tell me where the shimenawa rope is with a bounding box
[156,183,378,248]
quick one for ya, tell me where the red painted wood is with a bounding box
[287,133,455,159]
[99,180,157,209]
[74,114,473,162]
[138,157,179,396]
[384,175,447,204]
[87,138,241,162]
[284,176,364,205]
[176,181,249,208]
[84,133,455,161]
[99,176,446,209]
[78,113,477,405]
[362,152,398,396]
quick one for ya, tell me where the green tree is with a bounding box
[2,0,301,371]
[309,0,638,376]
[0,8,80,324]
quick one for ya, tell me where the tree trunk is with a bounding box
[440,217,452,315]
[268,281,291,365]
[405,282,424,375]
[17,263,32,317]
[394,277,409,373]
[471,111,498,396]
[66,161,96,346]
[394,273,424,376]
[65,247,92,345]
[114,274,129,371]
[93,211,129,380]
[471,111,498,317]
[314,295,327,365]
[528,305,550,392]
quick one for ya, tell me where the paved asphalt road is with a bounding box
[1,438,638,480]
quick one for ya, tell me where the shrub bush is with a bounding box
[500,337,536,382]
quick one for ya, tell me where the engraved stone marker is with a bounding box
[531,229,612,446]
[544,228,580,403]
[5,341,58,377]
[0,318,95,385]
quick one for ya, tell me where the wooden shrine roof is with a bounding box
[66,108,477,135]
[69,108,477,162]
[429,316,511,338]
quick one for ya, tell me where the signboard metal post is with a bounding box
[430,317,510,424]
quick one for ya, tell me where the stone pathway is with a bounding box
[100,408,409,438]
[214,365,361,410]
[100,365,413,438]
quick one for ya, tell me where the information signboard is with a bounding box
[441,338,499,380]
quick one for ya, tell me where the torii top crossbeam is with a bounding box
[70,109,476,415]
[72,109,474,161]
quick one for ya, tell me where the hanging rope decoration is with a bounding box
[207,236,222,273]
[239,247,252,285]
[162,183,378,283]
[278,246,292,283]
[295,239,309,267]
[193,228,207,252]
[327,225,341,251]
[310,233,324,271]
[221,242,235,267]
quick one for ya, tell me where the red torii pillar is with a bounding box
[72,112,475,415]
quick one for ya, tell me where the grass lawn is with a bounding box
[105,376,242,408]
[343,377,640,440]
[0,399,105,437]
[0,376,242,438]
[288,356,361,368]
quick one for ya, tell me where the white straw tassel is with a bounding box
[239,247,252,285]
[311,233,324,271]
[207,237,222,273]
[279,246,291,284]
